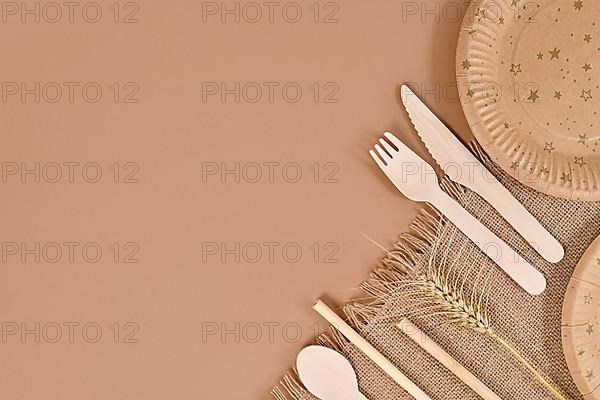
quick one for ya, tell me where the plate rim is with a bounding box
[561,234,600,398]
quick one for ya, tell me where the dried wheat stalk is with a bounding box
[367,230,566,400]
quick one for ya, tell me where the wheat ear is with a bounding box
[372,232,567,400]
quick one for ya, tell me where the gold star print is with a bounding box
[579,134,589,144]
[537,52,544,60]
[554,91,562,100]
[583,63,592,72]
[511,0,519,6]
[468,29,476,36]
[466,88,475,98]
[498,17,505,25]
[510,161,519,170]
[544,142,555,153]
[575,157,586,167]
[528,89,540,102]
[475,8,487,21]
[510,64,522,75]
[578,349,587,357]
[574,0,584,11]
[504,122,510,129]
[541,167,550,175]
[462,59,472,70]
[585,293,594,304]
[561,172,572,183]
[596,257,600,265]
[587,369,595,381]
[587,324,594,335]
[585,34,592,43]
[581,89,593,101]
[549,47,561,60]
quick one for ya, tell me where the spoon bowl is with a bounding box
[296,345,367,400]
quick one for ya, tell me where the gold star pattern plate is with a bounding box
[563,234,600,398]
[457,0,600,201]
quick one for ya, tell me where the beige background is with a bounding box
[0,1,473,398]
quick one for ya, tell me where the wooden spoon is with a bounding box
[312,300,432,400]
[296,345,368,400]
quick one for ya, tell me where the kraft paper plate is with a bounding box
[457,0,600,201]
[563,235,600,398]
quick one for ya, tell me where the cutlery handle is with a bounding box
[398,319,504,400]
[428,189,546,295]
[469,175,564,263]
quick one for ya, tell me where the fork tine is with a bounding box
[379,138,396,155]
[383,132,406,151]
[369,149,387,169]
[374,144,391,163]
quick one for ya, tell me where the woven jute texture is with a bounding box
[272,157,600,400]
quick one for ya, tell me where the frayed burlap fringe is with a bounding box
[271,203,445,399]
[271,373,305,400]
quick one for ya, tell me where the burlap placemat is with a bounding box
[272,153,600,400]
